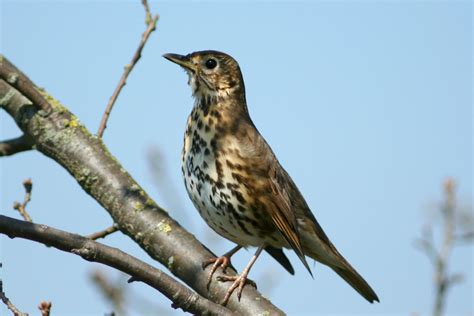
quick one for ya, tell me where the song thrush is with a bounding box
[164,50,379,305]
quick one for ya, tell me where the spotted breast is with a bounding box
[182,96,286,248]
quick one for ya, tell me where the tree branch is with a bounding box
[86,224,119,240]
[432,179,457,316]
[455,231,474,243]
[89,270,126,315]
[415,178,468,316]
[13,179,33,222]
[0,280,28,316]
[0,134,34,157]
[38,301,52,316]
[0,215,231,316]
[97,0,159,138]
[0,57,284,314]
[0,56,51,113]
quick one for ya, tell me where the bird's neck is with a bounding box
[184,87,257,167]
[193,86,249,122]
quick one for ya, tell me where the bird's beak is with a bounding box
[163,53,195,72]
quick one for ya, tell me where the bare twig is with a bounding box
[0,134,34,157]
[0,280,28,316]
[432,179,456,316]
[90,269,169,315]
[415,178,470,316]
[142,0,152,23]
[455,231,474,243]
[0,215,232,316]
[414,225,437,265]
[97,1,159,138]
[38,301,52,316]
[13,179,33,222]
[86,224,119,240]
[90,270,126,315]
[147,147,192,226]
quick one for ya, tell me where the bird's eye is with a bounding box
[205,58,217,69]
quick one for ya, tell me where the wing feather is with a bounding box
[265,165,313,276]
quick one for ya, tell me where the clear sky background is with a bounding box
[1,1,472,315]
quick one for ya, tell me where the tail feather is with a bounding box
[332,265,379,303]
[303,241,379,303]
[265,246,295,275]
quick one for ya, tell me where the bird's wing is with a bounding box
[259,161,312,276]
[236,125,379,302]
[278,166,331,246]
[234,122,327,275]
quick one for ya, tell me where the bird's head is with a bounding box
[164,50,245,100]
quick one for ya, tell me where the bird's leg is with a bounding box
[217,245,265,305]
[202,245,242,288]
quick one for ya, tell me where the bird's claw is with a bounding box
[202,256,231,289]
[216,274,257,305]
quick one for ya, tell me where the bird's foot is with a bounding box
[202,245,242,289]
[202,255,232,289]
[216,273,257,305]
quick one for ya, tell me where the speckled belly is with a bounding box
[182,146,285,248]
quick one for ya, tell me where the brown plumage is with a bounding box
[164,50,379,305]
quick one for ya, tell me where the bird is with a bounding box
[163,50,379,305]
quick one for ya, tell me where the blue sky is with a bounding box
[1,1,472,315]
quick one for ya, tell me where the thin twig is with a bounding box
[90,270,125,315]
[432,178,457,316]
[416,178,467,316]
[142,0,152,23]
[0,135,34,157]
[147,147,195,228]
[0,215,232,316]
[97,1,159,138]
[455,231,474,243]
[86,224,119,240]
[13,179,33,222]
[90,269,169,315]
[0,280,28,316]
[414,225,437,264]
[38,301,52,316]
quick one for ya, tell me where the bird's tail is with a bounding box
[304,241,379,303]
[331,264,379,303]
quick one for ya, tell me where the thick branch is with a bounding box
[0,215,230,316]
[0,134,34,156]
[0,56,284,314]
